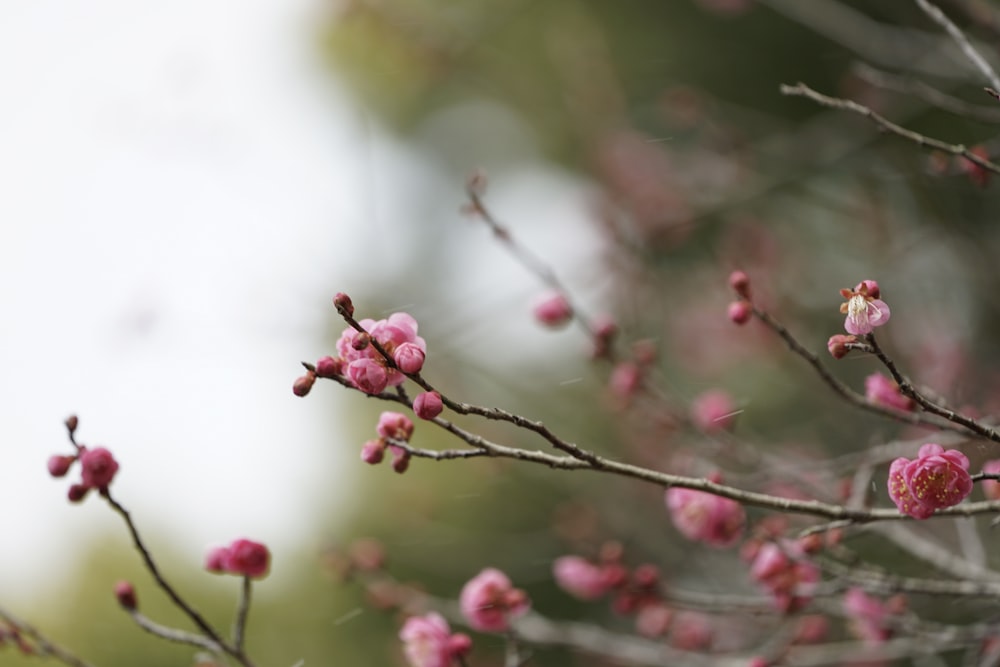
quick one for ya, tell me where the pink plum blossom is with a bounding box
[413,391,443,420]
[665,484,745,548]
[839,280,890,335]
[887,443,972,519]
[79,447,119,490]
[843,587,891,644]
[552,556,611,600]
[377,412,414,442]
[399,612,470,667]
[335,313,426,394]
[982,460,1000,500]
[749,541,819,612]
[690,389,738,433]
[864,373,914,412]
[459,568,530,632]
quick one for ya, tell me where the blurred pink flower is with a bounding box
[843,587,891,644]
[864,373,914,412]
[665,485,745,548]
[399,612,470,667]
[459,568,530,632]
[552,556,611,600]
[690,389,738,433]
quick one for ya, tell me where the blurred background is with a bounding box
[4,0,1000,664]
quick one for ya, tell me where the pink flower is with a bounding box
[205,539,271,579]
[982,460,1000,501]
[843,587,890,644]
[399,613,471,667]
[864,373,914,411]
[459,568,530,632]
[79,447,119,490]
[839,280,890,335]
[413,391,443,420]
[336,313,426,394]
[608,361,642,399]
[690,390,738,433]
[727,300,752,325]
[377,412,414,442]
[669,611,712,650]
[552,556,611,600]
[887,443,972,519]
[665,486,745,548]
[47,454,75,478]
[749,541,819,612]
[533,292,573,328]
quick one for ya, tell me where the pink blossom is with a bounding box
[377,412,414,442]
[79,447,119,490]
[635,604,673,638]
[389,445,411,474]
[394,342,426,374]
[665,486,745,548]
[336,313,426,394]
[47,455,75,478]
[840,280,890,335]
[690,390,738,433]
[887,443,972,519]
[669,611,712,650]
[360,439,386,465]
[728,270,751,298]
[399,613,470,667]
[865,373,914,411]
[982,460,1000,501]
[205,539,271,579]
[552,556,610,600]
[826,334,856,360]
[413,391,443,420]
[608,361,642,399]
[204,546,230,573]
[533,292,573,328]
[749,541,819,612]
[315,356,342,378]
[843,587,891,644]
[459,568,530,632]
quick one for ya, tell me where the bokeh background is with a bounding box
[4,0,1000,664]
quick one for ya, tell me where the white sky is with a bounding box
[0,0,602,603]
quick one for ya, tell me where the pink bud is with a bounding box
[393,342,425,374]
[413,391,443,420]
[293,372,316,397]
[47,455,75,478]
[114,581,137,610]
[67,484,90,503]
[377,412,414,442]
[552,556,610,600]
[225,538,271,579]
[690,390,737,433]
[390,446,411,474]
[351,332,371,351]
[826,334,856,360]
[609,361,642,399]
[728,270,751,299]
[64,415,79,434]
[347,359,388,394]
[533,292,573,328]
[79,447,119,490]
[333,292,354,317]
[315,356,343,379]
[205,546,231,573]
[360,439,386,465]
[727,300,752,325]
[635,604,673,638]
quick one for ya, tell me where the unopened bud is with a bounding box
[333,292,354,317]
[826,334,856,360]
[351,332,371,351]
[360,439,386,465]
[293,372,316,397]
[114,581,137,610]
[68,484,90,503]
[413,391,443,420]
[727,300,752,325]
[315,356,343,379]
[64,415,79,435]
[47,455,75,478]
[728,270,751,299]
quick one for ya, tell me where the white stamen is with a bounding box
[847,294,869,328]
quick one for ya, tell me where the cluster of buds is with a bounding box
[360,412,415,473]
[47,416,120,503]
[205,538,271,579]
[842,587,904,644]
[726,270,752,325]
[745,540,820,613]
[294,293,427,397]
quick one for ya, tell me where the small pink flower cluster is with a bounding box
[665,476,746,548]
[726,270,753,325]
[839,280,890,335]
[360,412,414,473]
[689,389,738,433]
[399,613,471,667]
[459,568,530,632]
[842,587,894,644]
[48,444,120,503]
[205,538,271,579]
[746,541,819,612]
[864,372,914,412]
[335,312,426,394]
[887,443,972,519]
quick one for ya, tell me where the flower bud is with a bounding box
[351,332,371,351]
[333,292,354,317]
[68,484,90,503]
[390,446,411,474]
[827,334,856,360]
[533,292,573,328]
[393,342,425,374]
[80,447,119,490]
[727,300,752,325]
[64,415,79,435]
[315,356,343,379]
[360,439,386,465]
[114,581,137,610]
[293,372,316,397]
[413,391,443,420]
[47,455,75,478]
[728,270,751,299]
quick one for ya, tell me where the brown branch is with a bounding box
[914,0,1000,91]
[0,607,95,667]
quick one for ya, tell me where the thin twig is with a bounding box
[0,607,95,667]
[914,0,1000,91]
[126,610,223,653]
[853,62,1000,122]
[233,576,252,652]
[780,82,1000,176]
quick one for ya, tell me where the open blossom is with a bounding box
[400,613,471,667]
[336,313,426,394]
[864,372,914,412]
[459,568,530,632]
[887,443,972,519]
[839,280,890,335]
[665,482,745,548]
